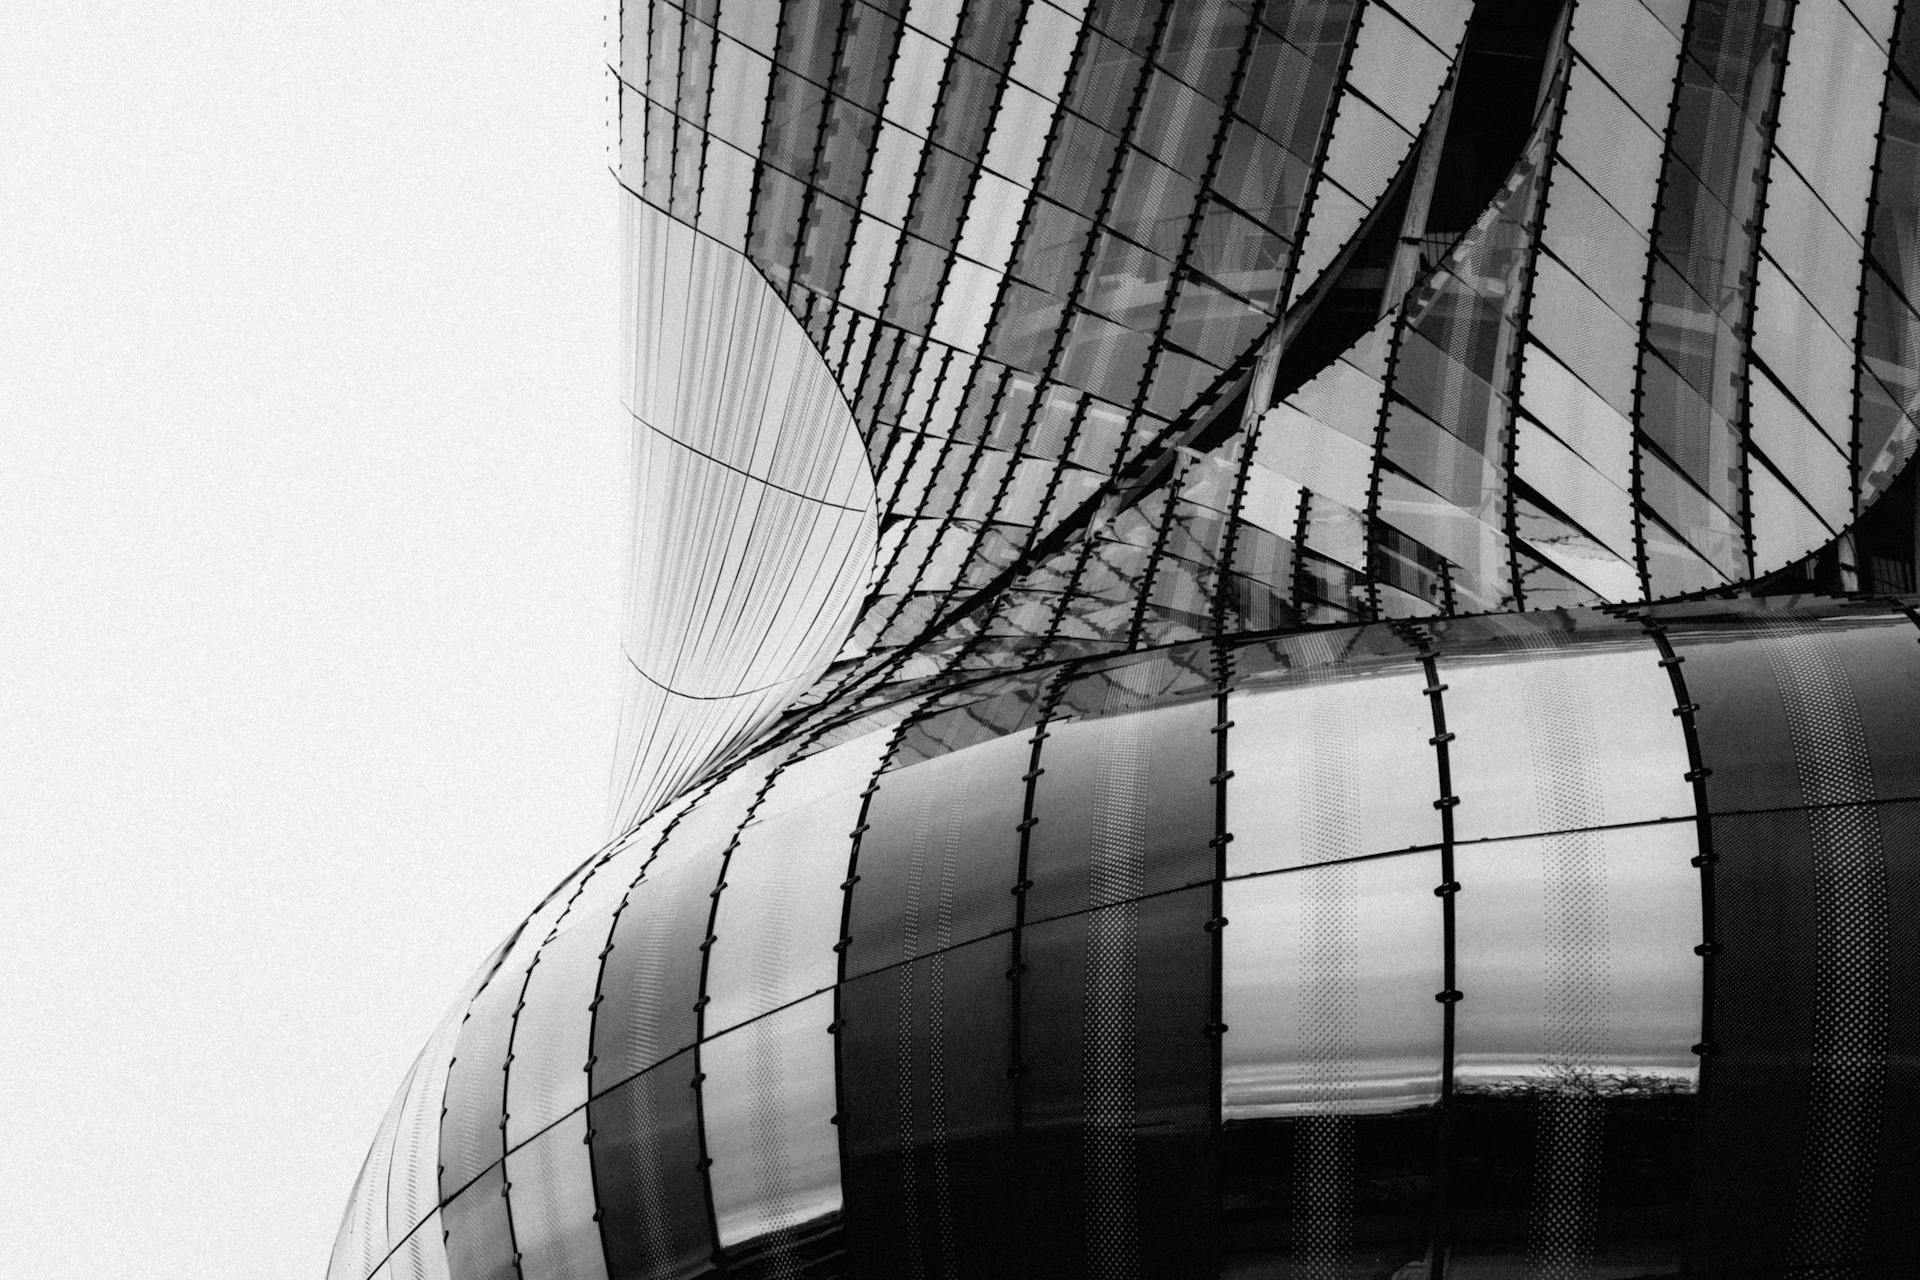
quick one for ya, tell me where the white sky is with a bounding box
[3,4,626,1276]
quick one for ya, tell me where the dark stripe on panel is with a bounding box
[1019,657,1219,1277]
[839,932,1020,1280]
[590,802,722,1279]
[592,1052,710,1280]
[839,666,1059,1277]
[1673,608,1920,1274]
[691,767,784,1272]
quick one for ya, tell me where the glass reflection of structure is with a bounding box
[333,2,1920,1277]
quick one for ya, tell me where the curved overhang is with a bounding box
[608,202,878,833]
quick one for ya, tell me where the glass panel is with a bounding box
[1256,399,1375,511]
[905,0,960,46]
[1441,642,1695,842]
[437,963,521,1200]
[1227,665,1440,875]
[1386,0,1471,49]
[846,727,1028,978]
[1515,417,1637,568]
[704,765,869,1034]
[1642,509,1728,598]
[930,254,999,354]
[956,169,1026,274]
[1321,93,1414,212]
[838,932,1019,1278]
[1685,800,1914,1271]
[1289,180,1367,302]
[1453,824,1701,1086]
[702,992,843,1250]
[752,726,894,827]
[1673,610,1920,811]
[1666,604,1920,1269]
[1763,160,1868,340]
[842,213,901,314]
[1279,354,1388,448]
[505,908,612,1147]
[336,1094,400,1280]
[1773,0,1890,233]
[1449,823,1701,1275]
[1220,852,1443,1275]
[882,28,946,135]
[625,758,777,866]
[1574,0,1681,126]
[505,1108,611,1280]
[1640,444,1745,581]
[1517,515,1637,605]
[1062,641,1218,710]
[1750,455,1835,572]
[1527,253,1639,418]
[1554,63,1664,240]
[591,831,724,1093]
[1859,795,1920,1261]
[1223,852,1445,1115]
[1344,1,1449,129]
[1018,882,1217,1275]
[1375,469,1506,591]
[1384,395,1499,513]
[1134,69,1223,170]
[1519,343,1634,491]
[1010,0,1079,101]
[715,0,778,54]
[441,1165,516,1280]
[1024,686,1218,921]
[1751,257,1857,438]
[1541,164,1649,325]
[589,1051,711,1280]
[864,123,923,226]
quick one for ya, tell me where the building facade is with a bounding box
[333,2,1920,1276]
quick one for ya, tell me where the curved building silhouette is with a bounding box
[333,2,1920,1276]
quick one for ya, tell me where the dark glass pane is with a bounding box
[1025,677,1217,920]
[1019,882,1218,1278]
[1679,800,1817,1272]
[1674,610,1920,1273]
[839,932,1019,1279]
[837,3,901,111]
[589,1051,711,1280]
[1674,611,1920,812]
[1865,799,1920,1265]
[846,727,1029,977]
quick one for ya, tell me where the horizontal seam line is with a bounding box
[630,409,872,513]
